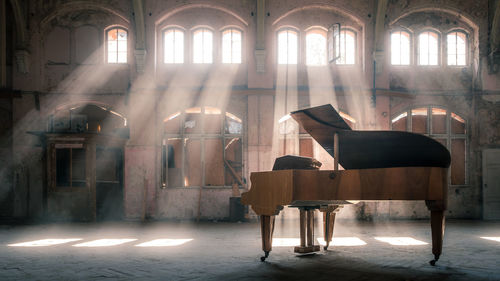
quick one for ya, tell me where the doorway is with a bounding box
[96,147,124,221]
[483,149,500,220]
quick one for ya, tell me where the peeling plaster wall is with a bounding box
[2,0,500,221]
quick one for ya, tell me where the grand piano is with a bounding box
[241,104,450,265]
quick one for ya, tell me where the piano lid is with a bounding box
[291,104,451,169]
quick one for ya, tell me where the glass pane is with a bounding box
[166,139,183,187]
[71,148,86,187]
[174,30,184,63]
[412,108,428,134]
[204,139,224,186]
[278,30,297,64]
[451,139,465,185]
[185,108,202,134]
[432,108,447,134]
[164,112,182,134]
[451,113,466,134]
[391,32,401,65]
[108,29,118,40]
[118,41,127,52]
[184,139,201,186]
[299,138,313,157]
[232,31,242,63]
[164,30,174,63]
[222,30,232,63]
[108,41,117,53]
[193,30,203,63]
[225,112,242,134]
[56,148,71,187]
[345,31,355,64]
[224,138,242,186]
[392,113,407,131]
[204,108,221,134]
[401,32,410,65]
[117,52,127,63]
[203,30,213,63]
[108,52,117,63]
[306,31,326,66]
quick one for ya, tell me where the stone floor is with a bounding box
[0,218,499,281]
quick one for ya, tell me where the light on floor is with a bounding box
[317,237,367,246]
[374,237,428,245]
[8,238,83,247]
[135,239,193,247]
[480,237,500,242]
[272,238,300,247]
[73,239,137,247]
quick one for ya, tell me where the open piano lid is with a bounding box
[291,104,451,169]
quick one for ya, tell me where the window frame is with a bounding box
[276,27,299,65]
[192,27,214,64]
[390,106,468,186]
[305,27,328,66]
[390,29,412,66]
[417,30,441,66]
[161,107,244,189]
[162,27,185,64]
[335,28,357,65]
[105,27,128,64]
[221,27,243,64]
[446,30,468,67]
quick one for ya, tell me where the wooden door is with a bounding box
[483,149,500,220]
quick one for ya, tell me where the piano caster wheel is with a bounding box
[323,246,328,251]
[260,251,270,262]
[429,255,440,266]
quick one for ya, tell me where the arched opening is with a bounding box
[46,103,129,221]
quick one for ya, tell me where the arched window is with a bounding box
[106,27,127,63]
[222,28,242,64]
[391,31,411,65]
[306,29,327,66]
[193,28,213,64]
[162,107,243,188]
[447,31,467,66]
[391,107,467,185]
[336,29,356,65]
[418,31,439,65]
[277,29,298,65]
[164,28,184,64]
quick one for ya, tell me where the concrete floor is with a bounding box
[0,218,499,281]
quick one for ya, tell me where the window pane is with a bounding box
[447,32,467,66]
[185,139,201,186]
[56,148,71,187]
[222,29,242,64]
[412,108,427,134]
[117,52,127,63]
[451,139,465,185]
[391,112,407,131]
[451,113,466,134]
[204,107,221,134]
[193,29,212,63]
[225,112,242,134]
[419,32,439,65]
[108,52,117,63]
[164,139,183,187]
[118,41,127,52]
[391,31,410,65]
[164,112,182,134]
[224,138,242,186]
[278,30,297,65]
[205,139,224,186]
[337,30,355,65]
[306,31,326,66]
[165,29,184,64]
[431,108,447,134]
[185,107,202,134]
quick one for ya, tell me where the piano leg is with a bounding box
[260,215,275,261]
[322,211,336,250]
[426,200,446,266]
[294,208,320,254]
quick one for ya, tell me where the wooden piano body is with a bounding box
[241,104,450,265]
